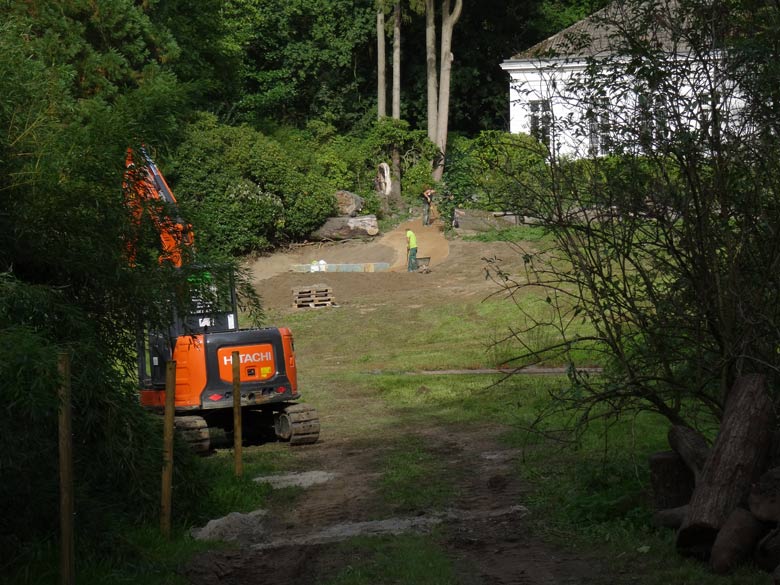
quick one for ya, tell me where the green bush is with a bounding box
[170,113,335,255]
[362,118,438,206]
[444,131,549,213]
[270,120,403,216]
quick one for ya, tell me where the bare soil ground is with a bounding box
[184,215,609,585]
[249,216,526,314]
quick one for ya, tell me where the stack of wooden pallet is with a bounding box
[292,284,334,309]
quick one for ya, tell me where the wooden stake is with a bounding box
[160,361,176,538]
[232,350,243,477]
[58,351,74,585]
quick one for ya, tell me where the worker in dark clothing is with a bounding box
[422,187,435,226]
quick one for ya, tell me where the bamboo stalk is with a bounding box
[58,351,74,585]
[160,361,176,538]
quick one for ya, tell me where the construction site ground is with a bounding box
[184,214,614,585]
[249,215,525,313]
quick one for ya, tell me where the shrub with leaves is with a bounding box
[488,0,780,437]
[170,113,335,254]
[444,131,549,212]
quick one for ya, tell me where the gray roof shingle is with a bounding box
[510,0,685,60]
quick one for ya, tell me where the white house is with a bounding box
[500,1,741,158]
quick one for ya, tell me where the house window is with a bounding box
[587,102,612,155]
[529,100,551,144]
[637,91,668,150]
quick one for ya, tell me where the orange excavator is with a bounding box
[124,147,319,452]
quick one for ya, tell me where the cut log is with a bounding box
[668,425,710,483]
[676,374,774,560]
[375,162,391,196]
[311,215,379,240]
[649,450,695,509]
[710,507,766,574]
[750,467,780,523]
[653,505,689,530]
[756,526,780,572]
[335,190,365,217]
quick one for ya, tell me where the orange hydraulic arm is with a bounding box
[123,147,194,268]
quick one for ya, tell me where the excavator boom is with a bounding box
[123,147,193,268]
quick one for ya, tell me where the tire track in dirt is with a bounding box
[184,424,604,585]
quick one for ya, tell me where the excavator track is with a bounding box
[274,403,320,446]
[174,415,211,455]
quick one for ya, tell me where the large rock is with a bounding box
[335,190,365,217]
[311,215,379,240]
[191,509,268,542]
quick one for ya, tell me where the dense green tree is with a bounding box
[0,1,205,562]
[221,0,376,127]
[444,131,548,211]
[170,113,335,254]
[150,0,244,109]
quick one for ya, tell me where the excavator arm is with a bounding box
[123,147,194,268]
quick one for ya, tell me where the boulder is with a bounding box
[311,215,379,240]
[335,190,365,217]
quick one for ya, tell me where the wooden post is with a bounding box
[58,351,74,585]
[232,350,243,477]
[160,361,176,538]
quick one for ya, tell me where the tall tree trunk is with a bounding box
[425,0,438,143]
[390,1,402,208]
[432,0,462,182]
[392,1,401,120]
[377,4,387,119]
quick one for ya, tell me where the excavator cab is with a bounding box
[137,266,239,389]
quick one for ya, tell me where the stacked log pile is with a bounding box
[650,374,780,577]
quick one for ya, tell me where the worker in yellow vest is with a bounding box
[406,229,418,272]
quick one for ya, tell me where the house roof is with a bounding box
[509,0,684,61]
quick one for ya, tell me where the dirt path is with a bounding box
[248,217,449,280]
[185,423,601,585]
[185,219,606,584]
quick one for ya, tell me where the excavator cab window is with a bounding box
[137,265,241,389]
[178,266,239,336]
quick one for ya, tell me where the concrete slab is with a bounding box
[291,262,390,273]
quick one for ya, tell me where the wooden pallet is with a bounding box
[292,284,334,309]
